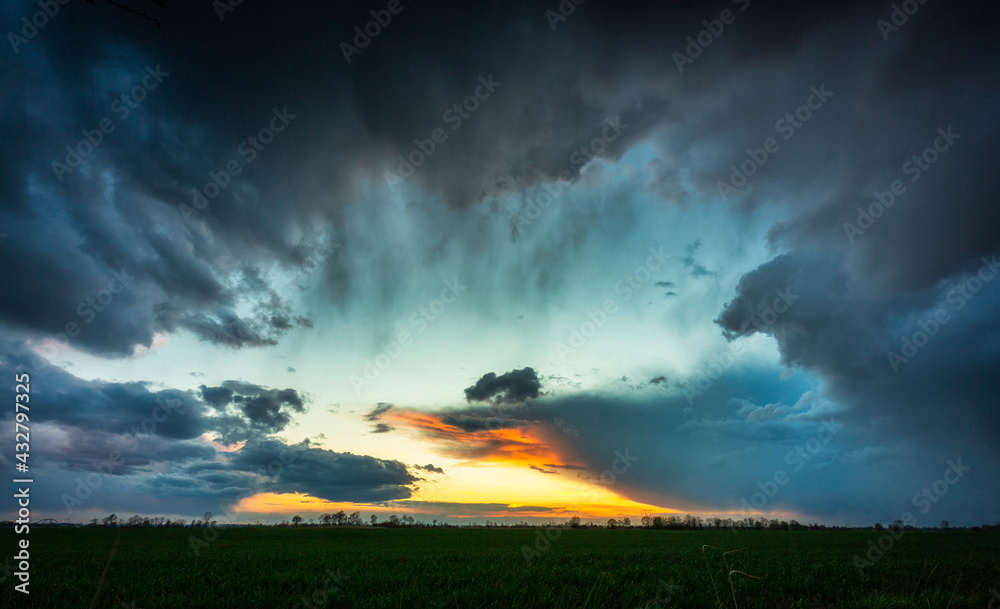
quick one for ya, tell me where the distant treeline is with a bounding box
[6,512,1000,531]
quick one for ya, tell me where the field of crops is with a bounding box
[3,527,999,608]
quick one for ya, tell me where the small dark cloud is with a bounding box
[681,240,715,278]
[364,403,393,421]
[364,403,394,433]
[199,381,307,442]
[287,367,296,373]
[543,463,587,471]
[530,465,558,475]
[417,464,445,474]
[464,367,541,404]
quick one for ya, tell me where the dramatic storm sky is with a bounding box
[1,0,998,525]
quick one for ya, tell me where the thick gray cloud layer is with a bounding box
[0,343,417,515]
[1,0,998,523]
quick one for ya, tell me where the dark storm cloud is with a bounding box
[2,0,999,526]
[464,367,541,404]
[96,438,418,510]
[0,340,210,440]
[0,353,416,513]
[224,439,417,503]
[437,411,525,433]
[0,0,905,357]
[197,380,307,442]
[716,251,1000,451]
[403,382,998,525]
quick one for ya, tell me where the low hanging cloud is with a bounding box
[0,343,418,515]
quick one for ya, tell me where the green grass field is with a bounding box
[3,528,999,608]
